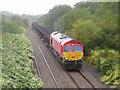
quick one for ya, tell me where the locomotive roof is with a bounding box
[50,31,73,45]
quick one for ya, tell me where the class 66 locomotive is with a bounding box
[32,22,83,70]
[50,31,83,70]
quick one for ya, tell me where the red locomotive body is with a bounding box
[50,31,84,70]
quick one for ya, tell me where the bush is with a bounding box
[2,33,43,88]
[91,49,120,88]
[2,20,26,34]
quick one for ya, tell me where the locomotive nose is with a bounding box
[72,54,74,58]
[63,52,83,61]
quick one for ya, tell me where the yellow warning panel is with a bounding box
[63,52,83,61]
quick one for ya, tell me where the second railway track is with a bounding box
[31,31,59,88]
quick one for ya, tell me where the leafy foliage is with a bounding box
[38,5,71,32]
[38,2,119,88]
[54,2,119,54]
[75,2,101,14]
[2,15,29,34]
[2,33,43,88]
[54,8,93,33]
[69,19,101,55]
[2,20,26,34]
[96,2,119,51]
[91,49,120,88]
[11,15,29,29]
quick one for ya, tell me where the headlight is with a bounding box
[78,57,81,59]
[64,57,68,60]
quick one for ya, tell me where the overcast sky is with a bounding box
[0,0,84,15]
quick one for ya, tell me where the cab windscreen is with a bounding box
[64,46,72,52]
[74,46,82,52]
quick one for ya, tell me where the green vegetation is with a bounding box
[2,15,29,34]
[2,20,25,34]
[91,49,120,88]
[38,2,119,88]
[2,33,43,88]
[38,5,71,32]
[2,14,43,88]
[38,2,119,54]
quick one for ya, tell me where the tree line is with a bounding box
[2,14,29,34]
[38,2,119,55]
[38,2,120,88]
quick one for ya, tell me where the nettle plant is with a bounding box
[91,49,120,88]
[2,33,43,88]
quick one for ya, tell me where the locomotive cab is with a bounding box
[62,40,83,70]
[63,40,83,61]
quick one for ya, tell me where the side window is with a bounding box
[51,39,52,45]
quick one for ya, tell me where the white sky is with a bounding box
[0,0,84,15]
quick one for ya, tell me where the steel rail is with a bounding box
[65,71,81,88]
[34,58,41,78]
[78,70,96,89]
[34,36,59,88]
[31,26,96,89]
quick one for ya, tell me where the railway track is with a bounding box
[77,71,96,89]
[31,31,59,88]
[65,71,96,89]
[34,57,42,78]
[66,71,80,88]
[29,29,106,88]
[32,30,96,88]
[33,30,96,89]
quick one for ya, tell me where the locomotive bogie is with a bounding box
[61,60,82,70]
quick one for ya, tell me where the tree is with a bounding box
[54,8,93,33]
[75,2,101,14]
[2,15,26,34]
[96,2,119,51]
[38,5,71,32]
[69,19,100,55]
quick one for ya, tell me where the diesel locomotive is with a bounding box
[32,22,84,70]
